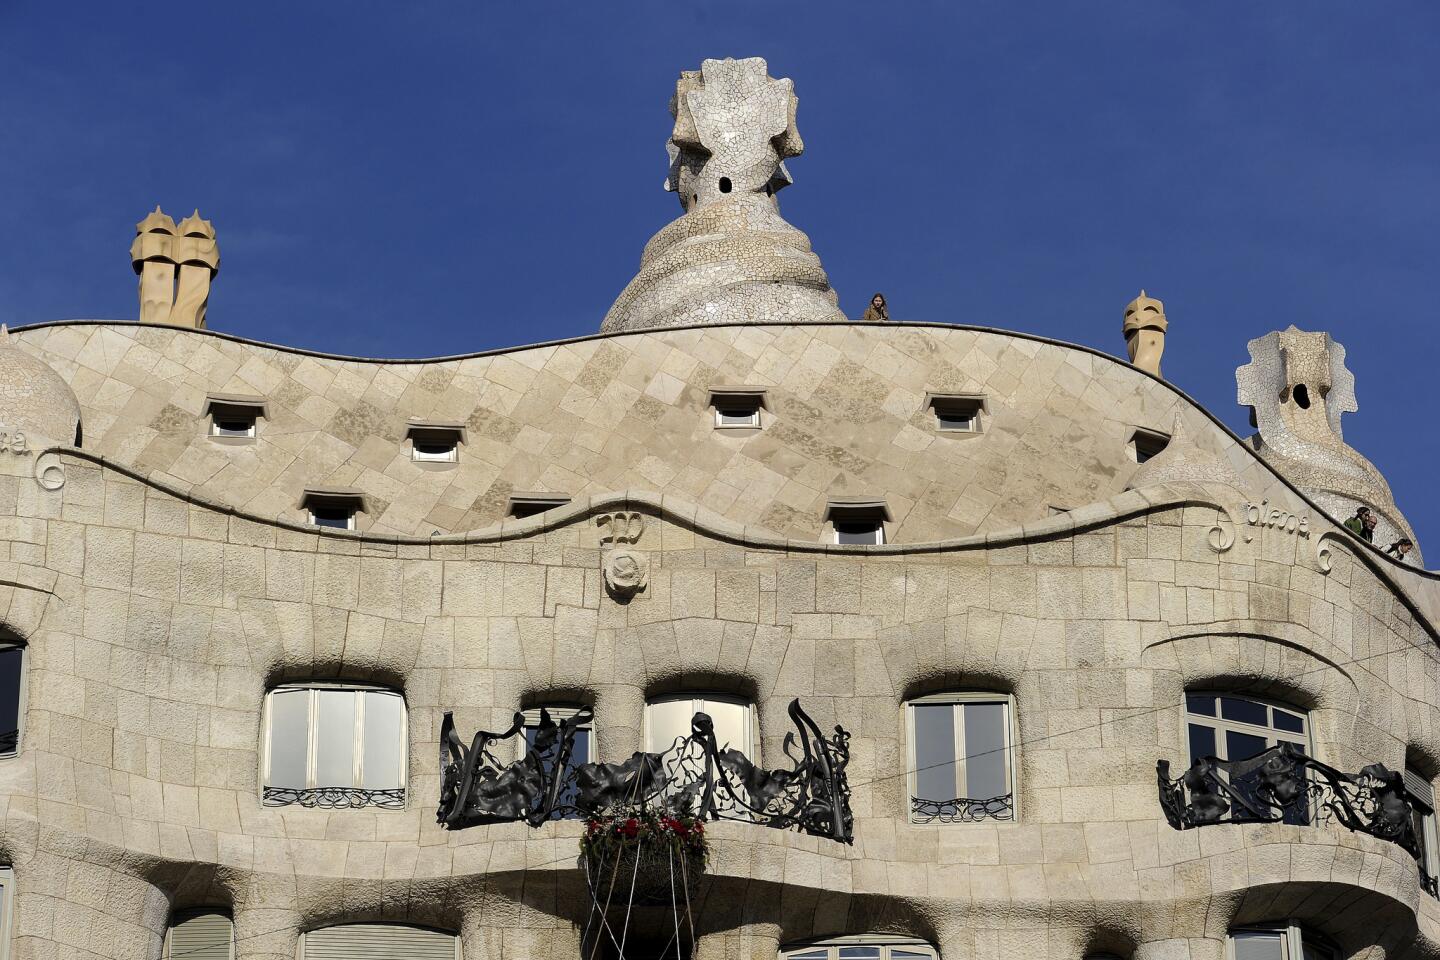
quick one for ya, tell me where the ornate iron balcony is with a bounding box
[0,729,16,754]
[1158,744,1435,896]
[262,786,407,810]
[911,793,1014,823]
[437,698,854,843]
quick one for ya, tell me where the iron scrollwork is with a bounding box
[1158,744,1434,895]
[262,786,407,810]
[437,698,854,843]
[911,793,1013,824]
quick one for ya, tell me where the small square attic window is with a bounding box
[1128,428,1171,464]
[825,499,892,545]
[300,490,366,531]
[206,395,267,441]
[405,421,466,464]
[927,394,986,433]
[710,387,767,429]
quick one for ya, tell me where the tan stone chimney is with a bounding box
[130,207,220,328]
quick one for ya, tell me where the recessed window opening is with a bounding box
[710,387,767,429]
[405,422,465,464]
[826,499,891,546]
[1292,384,1311,409]
[1128,427,1171,464]
[263,683,407,808]
[522,704,592,818]
[1228,924,1336,960]
[907,693,1016,823]
[206,398,265,441]
[165,908,234,960]
[782,935,938,960]
[0,641,22,758]
[928,394,986,433]
[719,176,732,193]
[508,494,572,519]
[301,490,365,531]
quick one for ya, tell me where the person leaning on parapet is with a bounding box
[1343,507,1376,542]
[861,293,890,322]
[1386,538,1414,562]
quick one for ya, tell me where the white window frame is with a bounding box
[407,425,464,464]
[261,683,407,798]
[163,907,234,960]
[1184,691,1312,764]
[905,692,1018,823]
[709,388,767,430]
[644,693,756,759]
[781,934,938,960]
[206,397,266,443]
[0,641,25,760]
[1127,427,1170,464]
[1227,924,1336,960]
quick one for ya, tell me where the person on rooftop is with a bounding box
[1343,507,1375,542]
[1386,538,1414,562]
[861,293,890,322]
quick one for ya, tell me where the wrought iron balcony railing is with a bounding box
[911,793,1013,823]
[262,786,407,809]
[437,698,854,843]
[1158,744,1436,896]
[0,729,16,754]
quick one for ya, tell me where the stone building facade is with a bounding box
[0,56,1437,960]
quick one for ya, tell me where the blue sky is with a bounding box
[2,1,1437,544]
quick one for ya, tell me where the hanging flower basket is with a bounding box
[581,812,707,905]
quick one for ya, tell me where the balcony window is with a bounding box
[1185,693,1309,765]
[1229,925,1336,960]
[262,684,406,808]
[710,387,767,429]
[1127,427,1170,464]
[1407,766,1440,894]
[928,393,986,433]
[0,642,21,757]
[164,908,233,960]
[300,924,458,960]
[405,422,465,464]
[522,705,591,818]
[826,499,891,546]
[782,936,938,960]
[646,693,754,757]
[907,693,1015,823]
[508,493,572,519]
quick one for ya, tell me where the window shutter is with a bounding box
[302,924,458,960]
[166,910,233,960]
[1405,768,1435,809]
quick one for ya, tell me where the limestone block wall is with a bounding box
[0,451,1436,958]
[10,321,1336,548]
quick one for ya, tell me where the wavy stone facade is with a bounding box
[0,313,1435,960]
[2,55,1437,960]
